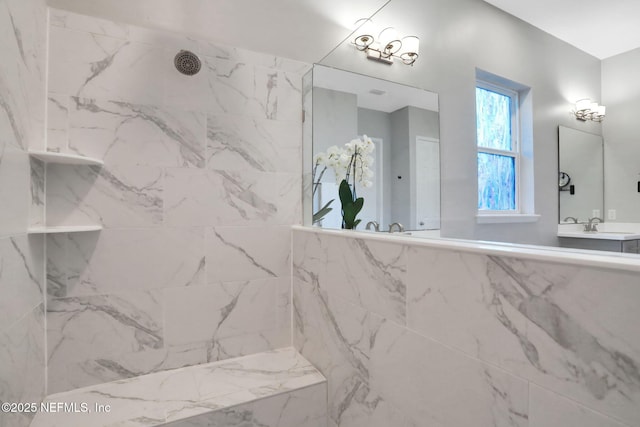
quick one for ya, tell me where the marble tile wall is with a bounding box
[292,228,640,427]
[0,0,48,425]
[45,8,309,393]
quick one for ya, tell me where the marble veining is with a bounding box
[0,235,44,328]
[69,97,205,168]
[487,256,640,402]
[205,56,278,119]
[206,114,300,173]
[47,290,164,392]
[46,163,163,227]
[32,348,326,427]
[29,157,44,226]
[0,78,24,148]
[295,228,640,427]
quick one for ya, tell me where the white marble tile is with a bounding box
[164,278,277,348]
[197,42,310,74]
[163,48,210,112]
[165,383,327,427]
[204,329,289,364]
[46,163,163,228]
[0,235,44,329]
[0,147,30,237]
[277,70,304,122]
[294,231,407,325]
[47,290,164,393]
[46,227,205,297]
[33,348,325,427]
[47,94,70,151]
[68,96,206,168]
[206,113,300,173]
[480,256,640,425]
[369,314,529,427]
[203,55,277,119]
[55,342,211,390]
[205,226,291,283]
[164,168,280,227]
[275,173,303,225]
[0,0,47,151]
[407,246,532,370]
[0,53,29,149]
[293,278,372,427]
[29,157,45,227]
[116,342,210,376]
[529,384,630,427]
[48,26,165,105]
[406,245,640,426]
[0,303,45,404]
[276,276,292,348]
[49,8,130,39]
[209,277,279,342]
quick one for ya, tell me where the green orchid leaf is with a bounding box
[338,179,353,205]
[353,197,364,215]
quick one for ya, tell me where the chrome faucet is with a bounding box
[388,222,405,233]
[365,221,380,232]
[563,216,578,224]
[584,217,603,232]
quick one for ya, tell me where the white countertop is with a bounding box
[294,225,640,273]
[558,222,640,240]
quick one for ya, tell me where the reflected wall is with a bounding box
[318,0,602,246]
[306,65,440,231]
[558,126,603,223]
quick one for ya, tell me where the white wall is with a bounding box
[319,0,603,246]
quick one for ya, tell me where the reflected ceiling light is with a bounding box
[572,98,606,122]
[352,19,419,66]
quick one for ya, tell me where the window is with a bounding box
[476,80,519,212]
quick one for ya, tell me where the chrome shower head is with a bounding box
[174,50,201,76]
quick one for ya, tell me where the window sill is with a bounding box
[476,214,541,224]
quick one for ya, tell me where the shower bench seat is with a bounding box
[30,348,327,427]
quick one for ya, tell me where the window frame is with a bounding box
[476,79,521,214]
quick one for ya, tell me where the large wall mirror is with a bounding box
[303,64,441,232]
[558,126,604,223]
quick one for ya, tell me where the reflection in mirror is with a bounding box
[305,64,440,232]
[558,125,603,223]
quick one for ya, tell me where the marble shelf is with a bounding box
[28,150,104,166]
[27,225,103,234]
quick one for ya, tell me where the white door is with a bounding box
[415,136,440,229]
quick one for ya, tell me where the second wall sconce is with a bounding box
[572,98,606,122]
[352,19,419,66]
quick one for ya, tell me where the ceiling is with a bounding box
[47,0,640,62]
[314,65,439,113]
[482,0,640,59]
[47,0,389,64]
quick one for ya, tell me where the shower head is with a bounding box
[174,50,201,76]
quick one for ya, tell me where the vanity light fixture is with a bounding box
[352,19,419,66]
[572,98,606,122]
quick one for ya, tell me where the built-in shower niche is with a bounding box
[27,150,103,234]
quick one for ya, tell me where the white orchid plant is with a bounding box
[312,135,375,229]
